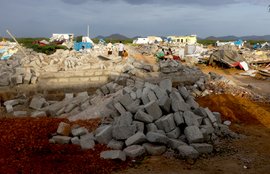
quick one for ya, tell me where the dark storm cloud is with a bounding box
[61,0,268,6]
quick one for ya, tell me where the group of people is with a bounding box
[107,41,128,58]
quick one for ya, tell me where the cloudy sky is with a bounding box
[0,0,269,38]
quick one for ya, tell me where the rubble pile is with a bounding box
[47,79,238,161]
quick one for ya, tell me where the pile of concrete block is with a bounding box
[85,79,237,161]
[159,59,184,74]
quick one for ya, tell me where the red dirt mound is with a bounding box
[0,117,128,174]
[197,94,270,127]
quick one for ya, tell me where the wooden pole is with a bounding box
[6,30,28,58]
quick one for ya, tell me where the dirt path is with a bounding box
[198,65,270,98]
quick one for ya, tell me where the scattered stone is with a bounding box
[168,138,187,150]
[80,133,95,150]
[52,135,71,144]
[71,137,80,145]
[31,111,47,117]
[71,127,88,137]
[159,79,172,93]
[223,120,232,126]
[107,139,124,150]
[57,122,71,136]
[155,114,176,133]
[29,95,46,110]
[132,121,144,133]
[13,111,27,117]
[166,127,181,139]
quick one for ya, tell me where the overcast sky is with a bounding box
[0,0,269,38]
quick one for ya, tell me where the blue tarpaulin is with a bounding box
[234,40,243,46]
[74,42,92,51]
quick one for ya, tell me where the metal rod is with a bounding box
[6,30,28,58]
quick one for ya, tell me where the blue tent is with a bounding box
[74,42,93,51]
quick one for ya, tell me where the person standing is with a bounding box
[118,41,124,57]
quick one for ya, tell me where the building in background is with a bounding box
[167,35,197,44]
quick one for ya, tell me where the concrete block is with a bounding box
[147,90,158,101]
[144,101,162,121]
[177,145,199,159]
[202,118,212,126]
[171,100,190,112]
[71,137,80,145]
[166,127,181,139]
[113,102,126,115]
[193,107,207,117]
[77,91,89,98]
[142,87,150,105]
[159,79,172,93]
[113,112,133,126]
[101,85,109,95]
[107,139,124,150]
[185,96,199,109]
[52,135,71,144]
[24,73,32,84]
[184,126,204,144]
[153,86,167,99]
[30,76,38,84]
[6,105,13,113]
[31,111,47,117]
[183,111,202,126]
[71,127,88,137]
[146,123,158,132]
[95,125,113,144]
[205,108,217,123]
[64,93,74,100]
[80,133,95,150]
[126,99,140,114]
[132,121,145,133]
[158,95,171,113]
[130,92,137,100]
[29,96,46,110]
[136,88,143,99]
[16,75,23,84]
[13,111,27,117]
[134,110,154,123]
[100,150,126,161]
[173,112,184,126]
[168,138,187,150]
[123,145,145,158]
[119,94,134,108]
[57,122,71,136]
[155,114,176,133]
[190,143,213,154]
[143,143,166,155]
[125,132,147,146]
[213,112,222,124]
[112,125,136,140]
[178,86,190,100]
[4,100,19,107]
[146,132,168,144]
[170,91,185,103]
